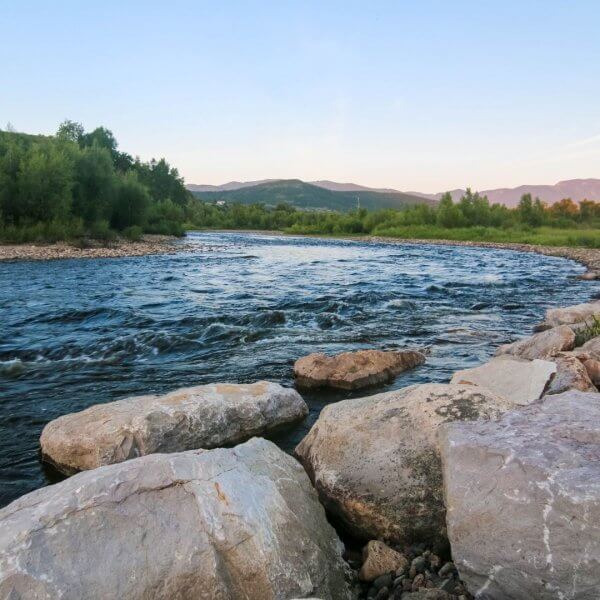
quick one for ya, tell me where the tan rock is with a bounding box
[295,383,514,549]
[359,540,409,582]
[0,438,353,600]
[546,353,596,395]
[450,356,556,405]
[583,358,600,386]
[543,301,600,328]
[495,325,575,360]
[41,381,308,474]
[294,349,425,390]
[577,335,600,360]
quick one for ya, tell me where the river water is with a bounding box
[1,232,598,506]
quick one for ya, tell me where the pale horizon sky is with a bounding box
[3,1,600,193]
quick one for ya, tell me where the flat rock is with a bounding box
[0,438,353,600]
[41,381,308,474]
[450,356,556,405]
[295,383,514,549]
[359,541,409,582]
[440,391,600,599]
[293,349,425,390]
[546,353,596,395]
[542,300,600,328]
[495,325,575,360]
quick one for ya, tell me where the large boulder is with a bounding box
[541,300,600,328]
[0,438,353,600]
[450,356,556,405]
[546,353,596,395]
[440,391,600,600]
[576,335,600,360]
[41,381,308,474]
[495,325,575,360]
[294,349,425,390]
[295,383,514,550]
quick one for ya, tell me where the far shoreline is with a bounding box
[2,229,600,279]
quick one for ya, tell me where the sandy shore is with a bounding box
[0,235,180,262]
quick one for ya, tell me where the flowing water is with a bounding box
[1,232,598,506]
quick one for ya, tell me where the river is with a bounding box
[1,232,598,506]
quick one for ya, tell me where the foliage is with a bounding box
[574,316,600,347]
[186,194,600,248]
[0,122,191,243]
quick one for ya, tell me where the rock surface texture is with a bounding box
[295,383,513,549]
[293,349,425,390]
[40,381,308,474]
[495,325,575,360]
[450,356,556,405]
[0,438,352,600]
[440,391,600,600]
[546,353,597,395]
[542,300,600,328]
[358,541,409,582]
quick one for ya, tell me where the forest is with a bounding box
[0,122,190,243]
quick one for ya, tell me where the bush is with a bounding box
[123,225,143,241]
[88,219,116,242]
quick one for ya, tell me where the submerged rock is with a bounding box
[440,391,600,599]
[0,438,353,600]
[495,325,575,360]
[41,381,308,474]
[295,383,513,549]
[294,349,426,390]
[450,356,556,405]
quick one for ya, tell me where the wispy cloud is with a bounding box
[566,133,600,148]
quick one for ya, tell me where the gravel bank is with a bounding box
[0,235,179,262]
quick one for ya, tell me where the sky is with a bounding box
[2,1,600,192]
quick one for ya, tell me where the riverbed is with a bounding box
[1,232,599,506]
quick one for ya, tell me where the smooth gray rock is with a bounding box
[495,325,575,360]
[450,356,556,405]
[40,381,308,474]
[440,391,600,599]
[295,384,514,549]
[0,438,353,600]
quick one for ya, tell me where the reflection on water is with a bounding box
[1,232,597,505]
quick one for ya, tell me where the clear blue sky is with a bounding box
[3,1,600,191]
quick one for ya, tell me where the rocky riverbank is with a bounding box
[2,238,600,599]
[0,234,179,262]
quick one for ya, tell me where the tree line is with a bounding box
[186,191,600,247]
[0,121,191,242]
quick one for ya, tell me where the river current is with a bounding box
[1,232,598,506]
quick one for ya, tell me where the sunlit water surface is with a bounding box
[1,232,598,506]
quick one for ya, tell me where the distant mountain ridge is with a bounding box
[189,179,433,211]
[187,178,600,208]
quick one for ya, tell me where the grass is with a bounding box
[366,225,600,248]
[575,316,600,347]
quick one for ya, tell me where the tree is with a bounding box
[17,146,73,223]
[110,172,149,229]
[57,120,84,144]
[436,192,465,228]
[72,145,116,224]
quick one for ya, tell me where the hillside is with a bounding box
[189,178,600,207]
[190,179,433,211]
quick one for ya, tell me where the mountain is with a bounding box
[187,178,600,208]
[190,179,433,211]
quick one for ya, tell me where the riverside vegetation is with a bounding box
[1,121,600,249]
[0,121,190,244]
